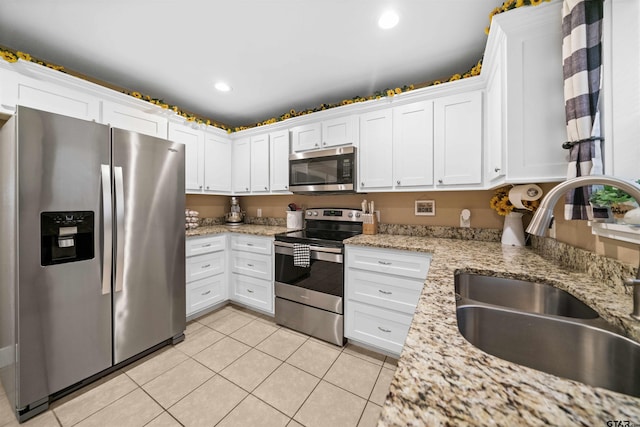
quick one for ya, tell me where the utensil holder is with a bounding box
[362,214,378,235]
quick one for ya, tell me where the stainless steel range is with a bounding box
[274,208,363,346]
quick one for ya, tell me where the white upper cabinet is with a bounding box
[270,130,290,192]
[488,2,567,183]
[322,115,358,148]
[359,109,393,190]
[291,115,358,152]
[169,123,204,192]
[291,122,322,152]
[232,137,251,193]
[250,133,270,193]
[434,90,483,187]
[0,67,18,115]
[485,39,506,185]
[102,100,167,138]
[170,123,232,194]
[393,101,434,188]
[203,131,232,193]
[11,74,100,122]
[603,0,640,180]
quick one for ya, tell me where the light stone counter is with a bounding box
[344,234,640,426]
[186,224,289,238]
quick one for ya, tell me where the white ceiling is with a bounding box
[0,0,503,128]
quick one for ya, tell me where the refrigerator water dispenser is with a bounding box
[40,211,94,265]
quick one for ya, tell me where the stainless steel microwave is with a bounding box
[288,146,356,193]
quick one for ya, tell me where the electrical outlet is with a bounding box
[460,209,471,228]
[257,208,262,218]
[374,210,380,222]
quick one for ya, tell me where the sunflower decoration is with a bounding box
[490,186,540,216]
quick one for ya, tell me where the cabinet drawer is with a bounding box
[231,235,272,255]
[346,246,430,280]
[347,269,423,314]
[231,273,273,314]
[345,301,413,356]
[187,275,227,317]
[186,235,226,257]
[186,252,225,282]
[230,251,271,281]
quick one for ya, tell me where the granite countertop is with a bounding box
[344,234,640,426]
[186,224,290,238]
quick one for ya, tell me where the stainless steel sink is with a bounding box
[456,304,640,397]
[455,273,599,319]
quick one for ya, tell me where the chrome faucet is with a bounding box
[525,175,640,320]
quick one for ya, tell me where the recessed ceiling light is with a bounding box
[378,10,399,29]
[214,81,232,92]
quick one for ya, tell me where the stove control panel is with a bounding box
[305,208,363,222]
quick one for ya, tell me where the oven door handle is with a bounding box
[274,241,342,254]
[274,242,343,263]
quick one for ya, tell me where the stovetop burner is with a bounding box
[275,207,363,247]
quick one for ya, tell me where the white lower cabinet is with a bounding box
[345,245,431,356]
[186,235,227,318]
[230,274,273,313]
[229,235,274,314]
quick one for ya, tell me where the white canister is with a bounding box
[501,211,526,246]
[286,211,304,229]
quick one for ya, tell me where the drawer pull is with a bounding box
[201,264,211,268]
[378,326,392,333]
[247,289,255,293]
[201,290,211,296]
[246,243,254,246]
[378,289,392,295]
[378,261,392,266]
[202,243,212,247]
[247,263,254,267]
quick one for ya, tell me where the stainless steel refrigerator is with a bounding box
[0,106,186,422]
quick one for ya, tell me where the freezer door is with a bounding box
[111,128,185,364]
[16,107,112,409]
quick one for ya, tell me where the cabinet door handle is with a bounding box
[201,264,211,268]
[199,185,203,189]
[247,289,255,293]
[378,289,392,295]
[285,185,288,189]
[245,187,249,191]
[494,167,501,172]
[201,290,211,296]
[438,179,443,184]
[314,143,319,147]
[264,186,268,190]
[361,182,365,186]
[396,180,400,185]
[378,326,392,333]
[206,186,210,190]
[378,261,392,266]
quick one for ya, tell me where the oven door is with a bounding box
[288,146,355,193]
[274,241,344,313]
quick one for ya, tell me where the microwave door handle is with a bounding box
[114,166,125,293]
[101,165,112,295]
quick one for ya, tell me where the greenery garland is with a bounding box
[0,0,551,133]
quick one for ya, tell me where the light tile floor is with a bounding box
[0,304,398,427]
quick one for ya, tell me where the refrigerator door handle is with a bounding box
[114,166,125,293]
[101,164,112,295]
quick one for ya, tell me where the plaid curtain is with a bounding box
[562,0,604,220]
